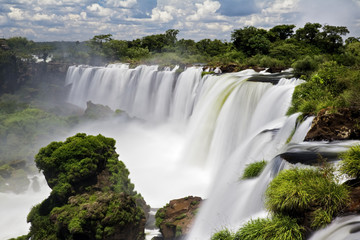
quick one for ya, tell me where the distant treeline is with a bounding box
[1,22,360,115]
[1,23,359,66]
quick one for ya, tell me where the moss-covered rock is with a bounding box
[265,168,349,229]
[24,133,147,240]
[234,215,305,240]
[49,191,145,240]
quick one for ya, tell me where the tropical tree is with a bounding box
[268,24,296,42]
[231,26,271,56]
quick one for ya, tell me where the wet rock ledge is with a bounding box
[154,196,202,240]
[305,108,360,141]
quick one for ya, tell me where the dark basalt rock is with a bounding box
[305,108,360,141]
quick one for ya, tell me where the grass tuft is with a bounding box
[242,160,267,179]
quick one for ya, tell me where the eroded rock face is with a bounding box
[305,108,360,141]
[155,196,202,240]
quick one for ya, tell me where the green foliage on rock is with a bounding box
[35,133,135,200]
[49,191,145,240]
[242,160,267,179]
[26,133,146,240]
[211,228,235,240]
[288,61,351,115]
[155,208,166,228]
[265,167,349,229]
[339,145,360,179]
[234,215,305,240]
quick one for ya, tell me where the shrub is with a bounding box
[234,215,304,240]
[155,208,165,227]
[259,56,286,69]
[340,71,360,108]
[265,168,349,229]
[339,144,360,179]
[242,160,267,179]
[292,55,321,78]
[211,228,235,240]
[287,61,348,115]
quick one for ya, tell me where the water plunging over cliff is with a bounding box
[64,64,309,239]
[3,64,359,240]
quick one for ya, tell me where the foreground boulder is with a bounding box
[24,133,147,240]
[305,108,360,141]
[155,196,202,239]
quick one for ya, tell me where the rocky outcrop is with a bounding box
[26,133,148,240]
[84,101,116,119]
[155,196,202,240]
[305,108,360,141]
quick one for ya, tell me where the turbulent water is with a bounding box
[2,64,359,239]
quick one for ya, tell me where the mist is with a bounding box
[67,117,211,207]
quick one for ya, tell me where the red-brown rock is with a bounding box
[155,196,202,240]
[305,108,360,141]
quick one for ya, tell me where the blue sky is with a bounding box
[0,0,359,42]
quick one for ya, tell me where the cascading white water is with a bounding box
[65,64,309,239]
[3,64,359,239]
[66,64,203,123]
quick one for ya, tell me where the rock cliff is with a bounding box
[305,108,360,141]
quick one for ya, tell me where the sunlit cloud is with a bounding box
[0,0,358,41]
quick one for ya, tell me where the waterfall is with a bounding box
[3,64,358,239]
[66,64,203,123]
[65,64,309,239]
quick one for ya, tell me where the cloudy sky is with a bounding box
[0,0,359,42]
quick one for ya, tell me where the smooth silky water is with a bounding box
[2,64,359,240]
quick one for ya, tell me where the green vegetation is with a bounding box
[0,93,73,192]
[34,133,135,201]
[339,144,360,178]
[211,228,235,240]
[25,133,146,240]
[155,208,166,228]
[212,163,350,240]
[242,160,267,179]
[2,23,359,119]
[234,215,304,240]
[265,167,349,229]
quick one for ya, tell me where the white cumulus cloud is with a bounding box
[186,0,221,21]
[150,6,174,22]
[106,0,137,8]
[8,7,26,21]
[86,4,114,17]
